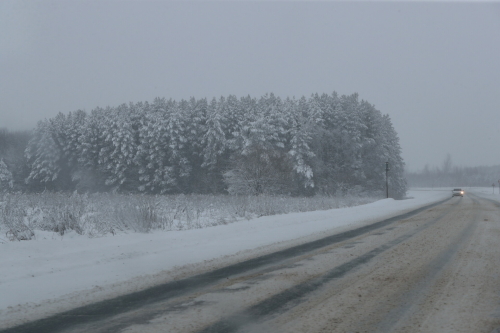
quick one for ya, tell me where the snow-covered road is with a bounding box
[0,190,453,329]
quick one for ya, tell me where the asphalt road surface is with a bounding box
[4,193,500,333]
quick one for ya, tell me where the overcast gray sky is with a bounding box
[1,1,499,171]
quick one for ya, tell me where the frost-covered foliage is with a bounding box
[25,119,63,185]
[24,92,407,198]
[0,192,379,241]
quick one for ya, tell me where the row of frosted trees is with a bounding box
[23,92,407,198]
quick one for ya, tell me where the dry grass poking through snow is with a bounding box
[0,193,380,241]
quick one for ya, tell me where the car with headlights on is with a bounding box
[452,188,464,197]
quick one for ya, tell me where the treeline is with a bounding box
[406,156,500,188]
[1,92,407,198]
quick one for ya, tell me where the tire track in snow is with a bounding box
[196,200,459,333]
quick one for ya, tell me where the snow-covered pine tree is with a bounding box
[25,120,63,189]
[97,104,138,191]
[42,113,74,189]
[0,129,31,191]
[54,110,87,189]
[336,94,365,193]
[380,114,407,198]
[75,107,109,192]
[0,158,13,192]
[225,93,292,195]
[135,97,169,193]
[184,97,208,192]
[309,92,341,194]
[165,100,191,193]
[201,97,228,192]
[285,96,316,192]
[358,100,387,195]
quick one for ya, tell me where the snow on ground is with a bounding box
[467,187,500,202]
[0,190,451,328]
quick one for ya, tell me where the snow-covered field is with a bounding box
[467,186,500,201]
[0,189,454,328]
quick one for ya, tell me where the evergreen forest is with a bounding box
[1,92,408,198]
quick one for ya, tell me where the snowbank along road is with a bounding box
[3,192,500,333]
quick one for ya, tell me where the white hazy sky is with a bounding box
[1,1,499,171]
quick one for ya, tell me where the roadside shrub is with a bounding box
[0,192,381,240]
[0,196,34,241]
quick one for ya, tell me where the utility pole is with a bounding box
[493,183,495,194]
[386,161,389,198]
